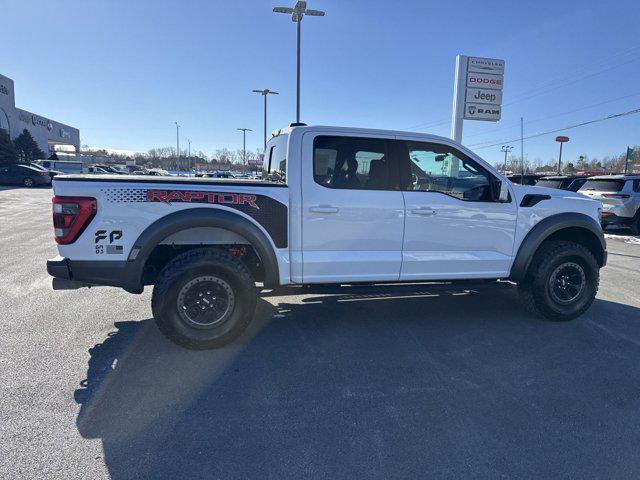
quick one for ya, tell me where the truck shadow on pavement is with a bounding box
[74,283,640,479]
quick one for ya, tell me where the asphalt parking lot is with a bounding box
[1,186,640,479]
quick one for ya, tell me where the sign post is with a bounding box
[555,136,570,174]
[625,146,634,175]
[451,55,505,144]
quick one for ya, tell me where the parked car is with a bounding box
[88,164,127,174]
[47,124,606,350]
[86,165,112,174]
[508,174,544,186]
[0,164,52,187]
[147,168,171,176]
[579,175,640,233]
[203,171,235,179]
[37,160,83,174]
[28,162,63,178]
[535,175,588,192]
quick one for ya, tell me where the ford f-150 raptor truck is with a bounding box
[47,125,607,349]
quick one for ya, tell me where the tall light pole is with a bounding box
[252,89,279,150]
[175,122,180,169]
[188,139,192,173]
[500,145,513,173]
[520,117,525,183]
[273,1,325,124]
[237,128,252,175]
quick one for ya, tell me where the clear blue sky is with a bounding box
[3,0,640,165]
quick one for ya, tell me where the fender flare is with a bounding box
[127,208,281,289]
[509,212,606,281]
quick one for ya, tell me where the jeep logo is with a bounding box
[473,90,497,103]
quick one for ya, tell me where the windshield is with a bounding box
[536,179,563,189]
[580,179,624,193]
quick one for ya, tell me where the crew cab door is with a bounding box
[395,138,517,279]
[301,132,405,282]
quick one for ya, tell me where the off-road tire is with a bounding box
[518,240,599,321]
[151,248,257,349]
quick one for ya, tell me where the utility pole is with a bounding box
[237,128,252,175]
[175,122,180,170]
[500,145,513,173]
[252,89,279,150]
[273,1,325,124]
[188,139,192,173]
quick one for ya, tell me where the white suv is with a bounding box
[579,175,640,234]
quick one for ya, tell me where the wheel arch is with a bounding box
[510,212,606,282]
[127,207,280,289]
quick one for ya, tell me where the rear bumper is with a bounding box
[601,212,635,227]
[47,256,143,293]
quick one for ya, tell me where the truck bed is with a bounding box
[54,174,287,188]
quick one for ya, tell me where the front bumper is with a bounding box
[47,256,143,293]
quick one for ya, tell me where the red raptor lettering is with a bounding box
[146,190,259,209]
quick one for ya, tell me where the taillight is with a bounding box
[37,171,46,176]
[52,196,97,244]
[602,194,630,199]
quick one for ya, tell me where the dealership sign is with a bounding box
[451,55,505,142]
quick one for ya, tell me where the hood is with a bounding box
[513,183,583,199]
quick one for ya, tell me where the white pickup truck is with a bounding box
[47,125,607,349]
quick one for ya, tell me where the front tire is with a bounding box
[518,240,599,321]
[152,248,257,350]
[23,178,34,188]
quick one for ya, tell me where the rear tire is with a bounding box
[518,240,599,321]
[23,178,34,188]
[152,248,257,350]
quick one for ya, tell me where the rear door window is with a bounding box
[313,136,399,190]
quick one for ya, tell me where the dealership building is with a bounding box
[0,73,80,157]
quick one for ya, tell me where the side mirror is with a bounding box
[492,179,510,202]
[498,180,510,202]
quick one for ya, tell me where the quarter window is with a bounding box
[313,136,398,190]
[400,142,493,202]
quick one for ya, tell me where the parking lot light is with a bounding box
[273,1,325,124]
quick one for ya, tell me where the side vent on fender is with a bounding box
[520,194,551,208]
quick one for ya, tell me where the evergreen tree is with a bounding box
[0,129,18,164]
[13,129,44,162]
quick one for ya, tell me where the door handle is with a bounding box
[310,205,339,214]
[411,207,437,216]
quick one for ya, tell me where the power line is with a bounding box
[463,90,640,140]
[404,43,640,131]
[468,107,640,151]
